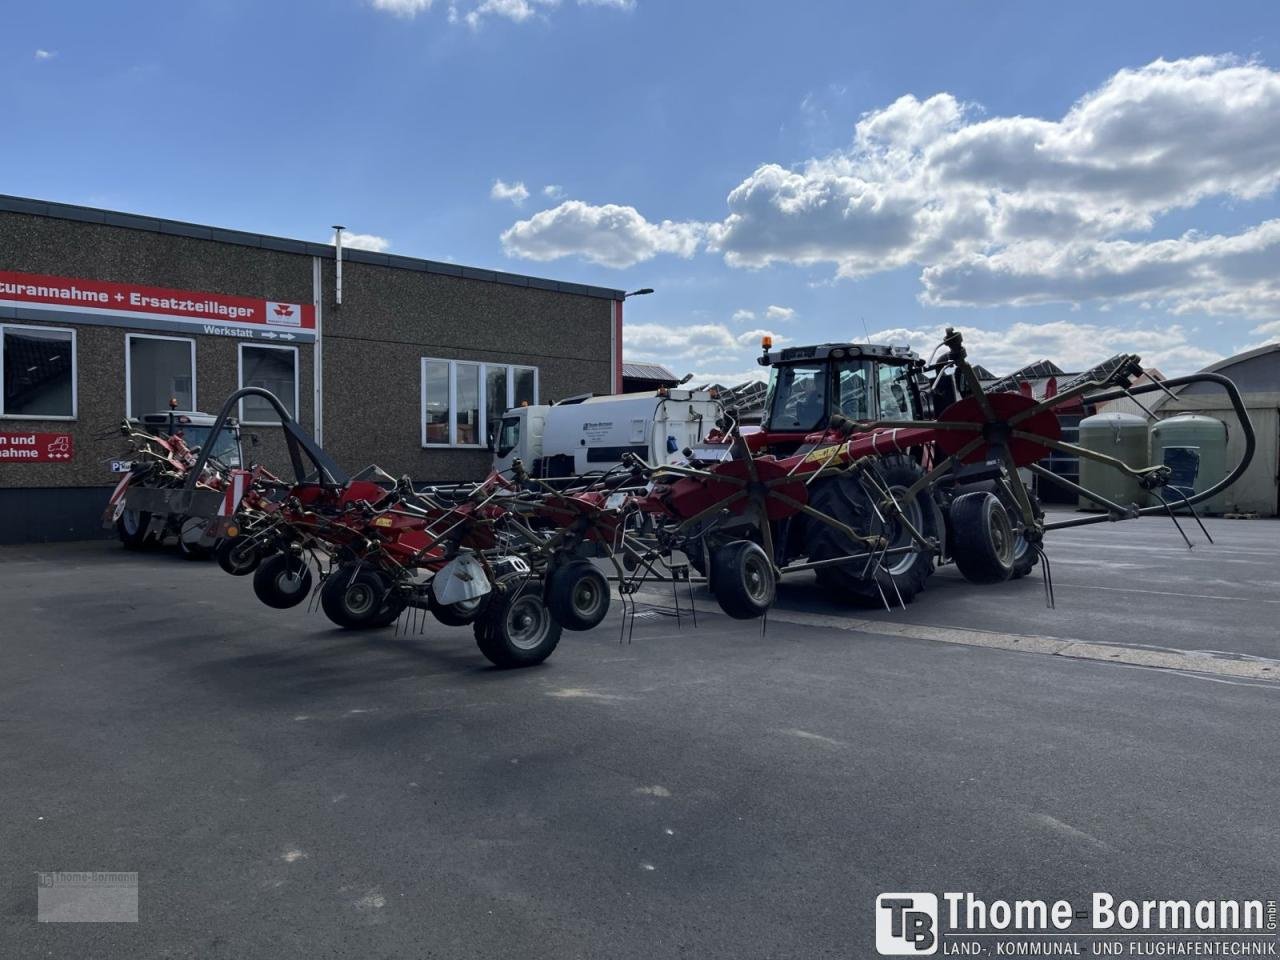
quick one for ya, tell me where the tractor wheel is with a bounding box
[428,589,491,627]
[546,560,611,632]
[710,540,775,620]
[116,508,153,550]
[369,595,409,628]
[951,480,1041,580]
[215,536,261,576]
[473,573,561,668]
[178,517,213,560]
[320,564,392,629]
[949,492,1015,585]
[252,552,314,610]
[807,455,939,606]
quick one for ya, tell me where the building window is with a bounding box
[238,343,298,423]
[127,334,195,418]
[0,324,76,419]
[421,358,539,448]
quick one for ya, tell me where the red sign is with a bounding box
[0,432,74,463]
[0,270,315,333]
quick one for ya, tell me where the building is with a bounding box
[621,362,679,393]
[0,194,626,543]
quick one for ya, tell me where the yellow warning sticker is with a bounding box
[373,516,394,527]
[803,444,845,465]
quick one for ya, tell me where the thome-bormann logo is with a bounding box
[875,892,1279,956]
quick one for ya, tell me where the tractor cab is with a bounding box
[139,411,243,467]
[756,341,926,456]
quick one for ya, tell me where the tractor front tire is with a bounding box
[546,561,611,632]
[252,552,314,610]
[710,540,776,620]
[178,517,213,560]
[474,573,561,668]
[807,455,939,606]
[949,492,1016,585]
[116,508,153,550]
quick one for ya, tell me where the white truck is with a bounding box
[491,389,726,479]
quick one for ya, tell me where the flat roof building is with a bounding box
[0,194,626,543]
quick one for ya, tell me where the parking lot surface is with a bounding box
[3,516,1278,958]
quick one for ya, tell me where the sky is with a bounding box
[5,0,1280,384]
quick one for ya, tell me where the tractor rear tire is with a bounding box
[215,536,261,577]
[949,492,1015,585]
[116,508,153,550]
[808,455,939,606]
[546,561,611,631]
[710,540,776,620]
[252,552,314,610]
[320,564,392,628]
[473,573,561,668]
[178,517,212,560]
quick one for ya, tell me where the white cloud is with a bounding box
[329,232,391,253]
[34,49,56,60]
[735,328,788,348]
[490,179,530,205]
[706,56,1280,287]
[765,305,796,322]
[866,320,1223,377]
[624,322,736,358]
[501,201,704,268]
[731,309,756,323]
[369,0,433,15]
[543,184,565,199]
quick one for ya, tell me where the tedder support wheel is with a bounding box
[949,492,1016,585]
[473,573,561,669]
[252,552,314,610]
[428,589,490,627]
[710,540,776,620]
[953,480,1040,580]
[320,563,396,629]
[545,560,611,632]
[178,517,213,560]
[215,536,261,577]
[116,508,153,550]
[807,454,939,606]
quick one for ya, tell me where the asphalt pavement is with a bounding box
[2,517,1278,958]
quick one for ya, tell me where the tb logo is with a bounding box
[876,893,938,955]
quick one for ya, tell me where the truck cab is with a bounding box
[757,342,928,456]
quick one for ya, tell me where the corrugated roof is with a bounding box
[622,362,678,381]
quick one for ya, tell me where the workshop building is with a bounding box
[0,194,625,543]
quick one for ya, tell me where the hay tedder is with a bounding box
[152,328,1253,669]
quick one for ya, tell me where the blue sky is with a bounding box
[6,0,1280,382]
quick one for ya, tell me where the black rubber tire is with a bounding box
[545,561,611,631]
[953,479,1040,580]
[252,552,314,610]
[473,573,561,668]
[215,536,261,576]
[428,589,491,627]
[808,454,939,606]
[710,540,776,620]
[320,564,391,629]
[116,508,153,550]
[368,595,409,628]
[178,517,213,560]
[949,491,1015,585]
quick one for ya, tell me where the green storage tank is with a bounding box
[1150,414,1229,514]
[1077,412,1149,510]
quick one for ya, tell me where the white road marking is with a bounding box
[1030,813,1110,849]
[635,785,672,797]
[778,728,846,747]
[547,687,633,702]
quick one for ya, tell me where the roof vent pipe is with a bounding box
[332,225,345,305]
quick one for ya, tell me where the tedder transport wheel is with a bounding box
[473,573,561,668]
[955,480,1040,580]
[807,454,939,606]
[949,492,1015,585]
[215,536,261,577]
[545,560,611,632]
[252,552,314,610]
[428,589,490,627]
[710,541,775,620]
[178,517,213,560]
[116,508,153,550]
[320,563,394,629]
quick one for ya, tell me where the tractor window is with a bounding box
[834,359,873,421]
[877,363,916,422]
[766,363,827,431]
[497,416,520,458]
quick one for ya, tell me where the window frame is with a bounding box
[420,358,540,449]
[237,342,300,425]
[125,333,197,420]
[0,322,78,421]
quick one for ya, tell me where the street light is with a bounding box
[625,288,654,298]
